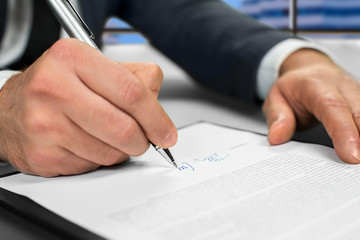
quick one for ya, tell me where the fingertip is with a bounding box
[268,115,296,145]
[162,129,178,148]
[268,123,287,145]
[336,141,360,164]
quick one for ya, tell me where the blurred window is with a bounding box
[103,0,360,44]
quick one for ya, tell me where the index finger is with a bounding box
[51,39,177,148]
[311,92,360,164]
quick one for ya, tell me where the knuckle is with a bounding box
[24,66,72,104]
[25,69,66,102]
[121,80,145,106]
[113,119,139,146]
[101,149,128,166]
[65,159,98,176]
[26,69,54,97]
[23,112,44,134]
[23,111,54,137]
[315,95,350,125]
[47,38,78,61]
[319,96,348,111]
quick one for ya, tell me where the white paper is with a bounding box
[2,122,360,240]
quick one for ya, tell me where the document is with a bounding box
[2,122,360,240]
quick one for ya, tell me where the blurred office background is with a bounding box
[241,0,360,31]
[102,0,360,78]
[103,0,360,44]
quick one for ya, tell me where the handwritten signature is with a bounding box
[178,151,230,172]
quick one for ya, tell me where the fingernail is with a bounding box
[351,149,360,163]
[270,114,284,127]
[162,130,177,148]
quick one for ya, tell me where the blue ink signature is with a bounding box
[178,162,195,172]
[178,151,230,172]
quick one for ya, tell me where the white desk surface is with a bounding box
[102,43,332,147]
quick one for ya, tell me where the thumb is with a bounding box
[263,87,297,145]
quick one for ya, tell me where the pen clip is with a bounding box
[65,0,95,40]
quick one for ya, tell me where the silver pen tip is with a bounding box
[164,148,178,168]
[150,142,177,168]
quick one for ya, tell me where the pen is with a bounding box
[45,0,177,168]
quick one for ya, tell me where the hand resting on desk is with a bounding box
[0,39,177,177]
[263,49,360,164]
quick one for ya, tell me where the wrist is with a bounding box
[0,72,21,163]
[280,49,335,76]
[256,39,335,100]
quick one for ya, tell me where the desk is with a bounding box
[0,43,333,239]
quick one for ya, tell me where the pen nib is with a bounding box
[163,148,178,168]
[150,142,177,168]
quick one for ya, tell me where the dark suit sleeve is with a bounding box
[115,0,292,103]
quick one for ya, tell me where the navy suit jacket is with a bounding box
[2,0,292,103]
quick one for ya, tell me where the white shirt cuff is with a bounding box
[0,70,21,90]
[256,38,336,100]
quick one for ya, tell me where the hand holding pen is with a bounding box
[46,0,178,168]
[0,1,177,177]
